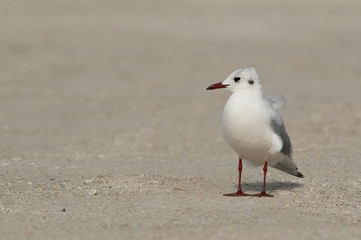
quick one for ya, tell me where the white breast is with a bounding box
[221,91,282,165]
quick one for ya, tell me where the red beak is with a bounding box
[206,82,228,90]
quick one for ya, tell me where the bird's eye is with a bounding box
[248,80,254,85]
[234,77,241,82]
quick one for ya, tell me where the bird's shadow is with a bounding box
[239,181,303,192]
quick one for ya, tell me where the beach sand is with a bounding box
[0,0,360,239]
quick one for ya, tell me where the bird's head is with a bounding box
[206,67,262,93]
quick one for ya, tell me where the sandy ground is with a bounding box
[0,0,361,239]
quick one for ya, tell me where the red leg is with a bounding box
[224,157,251,197]
[252,161,273,197]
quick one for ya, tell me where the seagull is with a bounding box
[206,67,303,197]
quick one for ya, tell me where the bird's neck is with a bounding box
[224,90,265,118]
[232,89,263,100]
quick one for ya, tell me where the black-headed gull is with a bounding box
[206,68,303,197]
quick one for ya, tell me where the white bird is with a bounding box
[206,67,303,197]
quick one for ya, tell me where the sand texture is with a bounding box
[0,0,360,239]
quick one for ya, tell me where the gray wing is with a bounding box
[267,102,304,178]
[270,116,304,178]
[270,116,292,156]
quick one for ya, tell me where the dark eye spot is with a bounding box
[234,77,241,82]
[248,80,254,85]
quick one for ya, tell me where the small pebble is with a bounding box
[89,189,97,195]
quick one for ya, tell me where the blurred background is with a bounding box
[0,0,360,239]
[1,0,360,179]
